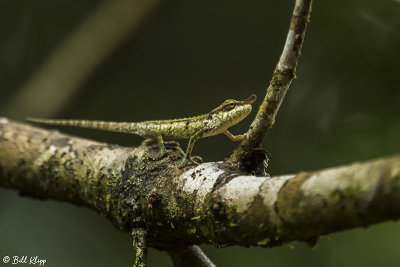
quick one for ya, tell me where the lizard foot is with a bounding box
[154,147,167,159]
[179,156,202,168]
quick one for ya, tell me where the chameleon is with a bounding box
[27,94,257,166]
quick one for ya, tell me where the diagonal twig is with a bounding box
[230,0,313,161]
[167,245,216,267]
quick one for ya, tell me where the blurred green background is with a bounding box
[1,0,400,266]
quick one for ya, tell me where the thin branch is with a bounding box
[230,0,313,161]
[167,245,216,267]
[132,229,148,267]
[5,0,161,119]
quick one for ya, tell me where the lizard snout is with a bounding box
[244,94,257,104]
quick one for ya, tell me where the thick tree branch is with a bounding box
[231,0,313,161]
[1,119,400,250]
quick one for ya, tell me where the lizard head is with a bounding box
[208,94,257,128]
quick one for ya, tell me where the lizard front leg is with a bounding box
[223,129,245,141]
[181,128,207,166]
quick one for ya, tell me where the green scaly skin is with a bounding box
[27,94,257,166]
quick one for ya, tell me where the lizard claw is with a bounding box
[179,155,202,168]
[155,147,167,159]
[179,160,189,168]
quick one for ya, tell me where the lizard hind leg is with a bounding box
[155,134,167,157]
[143,134,166,158]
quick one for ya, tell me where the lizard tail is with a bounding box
[26,117,138,134]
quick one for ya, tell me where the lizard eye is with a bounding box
[223,103,236,111]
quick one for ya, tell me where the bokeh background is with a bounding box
[1,0,400,266]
